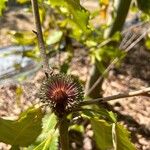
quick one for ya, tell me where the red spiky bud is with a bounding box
[39,74,83,117]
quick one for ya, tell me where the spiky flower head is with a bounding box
[39,74,83,117]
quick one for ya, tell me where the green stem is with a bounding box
[59,116,69,150]
[104,0,132,38]
[86,0,132,98]
[85,62,103,98]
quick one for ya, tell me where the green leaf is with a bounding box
[111,32,121,42]
[85,40,97,47]
[115,124,136,150]
[46,30,63,45]
[145,36,150,49]
[82,106,117,123]
[91,46,124,67]
[85,107,135,150]
[65,18,83,39]
[33,132,58,150]
[48,0,89,31]
[10,31,36,45]
[28,113,58,150]
[91,119,113,150]
[23,49,41,61]
[0,0,7,16]
[37,113,58,142]
[108,111,117,123]
[0,107,43,147]
[137,0,150,14]
[69,124,84,133]
[90,118,136,150]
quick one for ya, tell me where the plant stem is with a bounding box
[85,0,132,98]
[104,0,132,38]
[31,0,53,74]
[85,62,104,98]
[59,116,69,150]
[80,87,150,106]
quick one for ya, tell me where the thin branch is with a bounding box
[31,0,53,75]
[85,27,150,97]
[123,28,150,51]
[81,87,150,106]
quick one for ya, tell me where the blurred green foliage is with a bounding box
[0,0,7,16]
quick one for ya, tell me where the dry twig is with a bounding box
[31,0,53,75]
[81,87,150,106]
